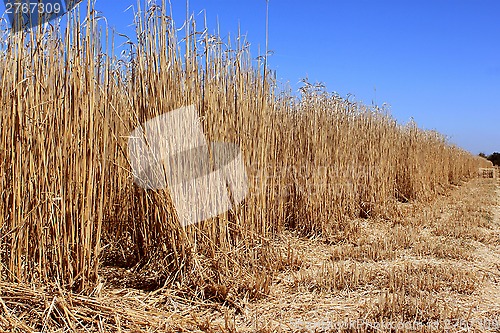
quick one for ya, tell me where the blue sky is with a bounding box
[3,0,499,154]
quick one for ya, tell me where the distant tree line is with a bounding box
[479,152,500,166]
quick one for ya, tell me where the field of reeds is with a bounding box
[0,1,496,331]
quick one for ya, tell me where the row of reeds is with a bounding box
[0,1,492,292]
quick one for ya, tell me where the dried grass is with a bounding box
[0,1,496,331]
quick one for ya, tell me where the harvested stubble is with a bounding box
[0,0,493,311]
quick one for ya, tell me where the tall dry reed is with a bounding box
[0,1,492,293]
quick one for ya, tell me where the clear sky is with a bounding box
[3,0,499,154]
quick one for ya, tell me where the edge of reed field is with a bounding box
[0,0,494,324]
[0,177,498,332]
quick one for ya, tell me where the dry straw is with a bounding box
[0,1,492,295]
